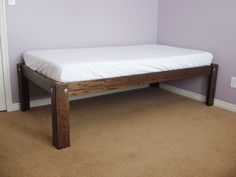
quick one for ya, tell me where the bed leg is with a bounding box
[149,83,160,88]
[206,64,218,106]
[51,86,70,149]
[17,64,30,112]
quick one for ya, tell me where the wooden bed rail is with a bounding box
[17,63,218,149]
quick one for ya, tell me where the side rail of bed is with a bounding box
[17,63,218,149]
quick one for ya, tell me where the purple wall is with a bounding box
[6,0,236,105]
[6,0,159,103]
[158,0,236,105]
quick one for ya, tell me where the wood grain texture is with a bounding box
[51,85,70,149]
[17,64,30,111]
[206,64,218,106]
[67,66,211,96]
[19,63,218,149]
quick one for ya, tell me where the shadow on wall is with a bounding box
[158,0,236,105]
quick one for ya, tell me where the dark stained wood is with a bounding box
[149,83,160,88]
[18,63,218,149]
[23,65,59,93]
[67,66,211,96]
[206,64,218,106]
[17,64,30,111]
[51,85,70,149]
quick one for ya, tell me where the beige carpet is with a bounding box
[0,88,236,177]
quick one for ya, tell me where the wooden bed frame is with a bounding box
[17,63,218,149]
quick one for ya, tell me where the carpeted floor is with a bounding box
[0,88,236,177]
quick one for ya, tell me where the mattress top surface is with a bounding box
[23,44,213,82]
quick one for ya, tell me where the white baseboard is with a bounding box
[8,84,236,113]
[214,100,236,113]
[9,85,148,112]
[160,84,236,113]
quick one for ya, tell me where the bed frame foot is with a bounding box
[51,86,70,149]
[149,83,160,88]
[206,64,218,106]
[17,64,30,112]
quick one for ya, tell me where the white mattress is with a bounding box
[23,45,213,83]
